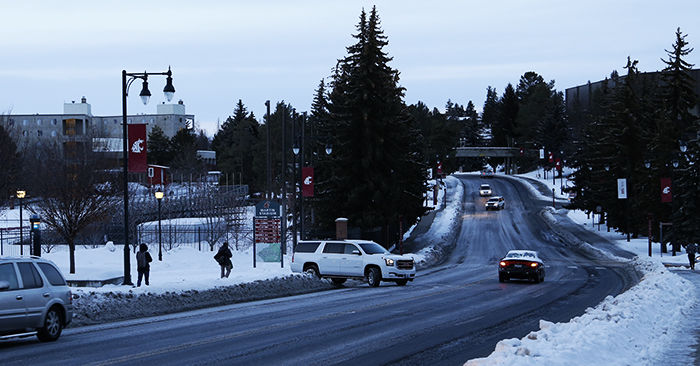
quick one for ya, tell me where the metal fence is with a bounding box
[136,224,253,253]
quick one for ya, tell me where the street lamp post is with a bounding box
[292,143,300,250]
[155,189,164,261]
[16,190,25,255]
[122,67,175,285]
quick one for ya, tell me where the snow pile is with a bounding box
[466,256,696,366]
[410,175,464,268]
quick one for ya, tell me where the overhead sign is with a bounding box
[617,178,628,199]
[255,200,280,218]
[127,124,147,172]
[660,177,672,203]
[302,167,314,197]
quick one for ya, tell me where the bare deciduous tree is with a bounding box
[29,143,117,273]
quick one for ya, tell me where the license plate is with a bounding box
[514,264,523,268]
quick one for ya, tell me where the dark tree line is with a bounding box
[568,28,699,250]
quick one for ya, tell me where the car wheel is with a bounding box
[539,272,545,283]
[396,279,408,286]
[498,273,507,283]
[331,278,346,286]
[531,273,540,283]
[367,267,381,287]
[37,307,63,342]
[304,265,320,279]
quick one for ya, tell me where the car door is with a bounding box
[16,262,48,328]
[340,244,364,276]
[319,242,344,275]
[0,262,26,331]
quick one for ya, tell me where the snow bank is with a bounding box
[465,257,696,366]
[410,175,464,268]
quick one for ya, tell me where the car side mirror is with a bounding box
[0,280,10,291]
[352,249,361,255]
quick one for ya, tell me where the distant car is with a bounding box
[498,250,545,283]
[479,184,492,196]
[480,169,495,178]
[0,256,73,341]
[485,196,505,210]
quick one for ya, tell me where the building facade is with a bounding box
[1,96,195,152]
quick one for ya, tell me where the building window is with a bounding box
[23,119,28,126]
[37,130,43,137]
[37,119,42,126]
[51,131,57,137]
[150,118,154,123]
[114,119,118,124]
[22,130,28,136]
[52,118,58,125]
[8,119,14,127]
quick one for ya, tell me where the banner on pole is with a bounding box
[302,167,314,197]
[660,177,672,203]
[128,124,147,172]
[617,178,628,199]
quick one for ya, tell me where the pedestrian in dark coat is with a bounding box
[686,243,698,270]
[136,243,153,286]
[215,242,233,278]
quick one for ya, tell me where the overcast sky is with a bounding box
[1,1,698,136]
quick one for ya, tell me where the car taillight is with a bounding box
[530,262,538,268]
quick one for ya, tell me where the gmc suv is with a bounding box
[0,256,73,342]
[290,240,416,287]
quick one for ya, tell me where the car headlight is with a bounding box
[385,258,395,266]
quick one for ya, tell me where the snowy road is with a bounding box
[0,175,640,365]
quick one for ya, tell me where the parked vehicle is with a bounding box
[498,250,545,283]
[479,184,492,196]
[291,240,416,287]
[485,196,505,210]
[0,256,73,341]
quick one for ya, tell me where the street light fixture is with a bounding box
[16,190,25,255]
[325,144,333,155]
[155,189,164,261]
[122,67,175,285]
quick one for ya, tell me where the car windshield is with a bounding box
[359,243,389,254]
[487,198,498,202]
[480,185,490,189]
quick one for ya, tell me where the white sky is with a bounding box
[1,0,698,136]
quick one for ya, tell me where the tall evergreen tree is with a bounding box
[316,7,426,244]
[481,86,499,133]
[661,28,700,247]
[147,125,172,166]
[212,100,263,190]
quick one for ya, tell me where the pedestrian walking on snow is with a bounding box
[214,242,233,278]
[136,243,153,286]
[686,243,698,270]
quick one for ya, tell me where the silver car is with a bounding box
[0,256,73,342]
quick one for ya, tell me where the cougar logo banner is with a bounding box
[128,124,147,172]
[660,177,672,203]
[302,167,314,197]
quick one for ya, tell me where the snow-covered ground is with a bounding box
[2,170,698,365]
[465,171,698,365]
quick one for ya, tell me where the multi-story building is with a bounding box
[1,96,195,153]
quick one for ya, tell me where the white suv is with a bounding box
[0,256,73,342]
[291,240,416,287]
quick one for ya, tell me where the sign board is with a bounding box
[539,148,545,159]
[660,177,672,203]
[254,218,281,244]
[255,200,280,218]
[548,152,554,163]
[617,178,628,199]
[436,161,443,175]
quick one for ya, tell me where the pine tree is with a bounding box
[481,86,499,132]
[147,125,172,166]
[316,7,426,244]
[661,28,700,247]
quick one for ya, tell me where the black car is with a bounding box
[498,250,545,283]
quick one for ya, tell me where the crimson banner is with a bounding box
[302,167,314,197]
[128,124,147,173]
[660,177,672,203]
